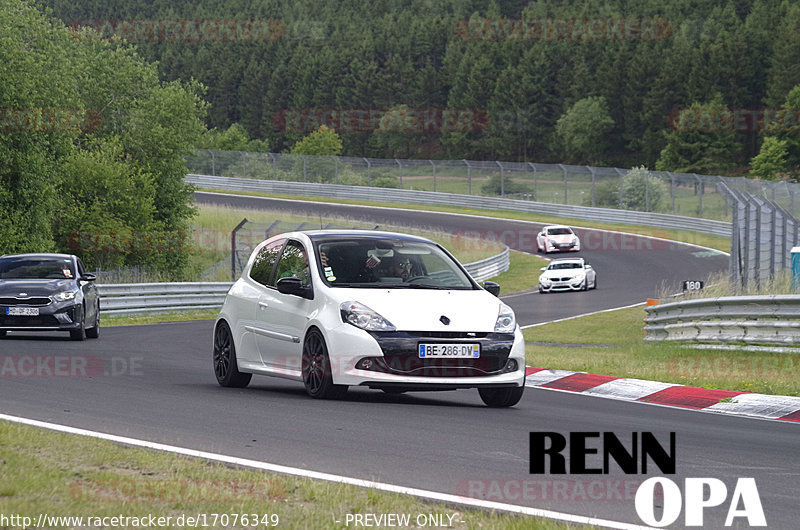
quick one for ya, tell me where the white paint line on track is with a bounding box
[0,413,652,530]
[583,378,676,401]
[521,302,646,329]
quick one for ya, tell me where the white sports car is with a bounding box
[213,230,526,407]
[538,258,597,293]
[536,225,581,253]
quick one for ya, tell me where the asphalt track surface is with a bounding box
[2,194,797,528]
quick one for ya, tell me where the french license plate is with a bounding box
[418,343,480,358]
[6,307,39,316]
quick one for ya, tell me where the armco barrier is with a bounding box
[644,295,800,347]
[186,174,733,238]
[98,249,509,316]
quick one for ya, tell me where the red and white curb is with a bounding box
[525,367,800,423]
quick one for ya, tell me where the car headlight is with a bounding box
[494,303,516,333]
[340,301,396,332]
[52,290,79,302]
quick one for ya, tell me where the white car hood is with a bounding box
[333,288,503,332]
[547,234,575,243]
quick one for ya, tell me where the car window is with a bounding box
[314,238,474,289]
[272,240,310,287]
[0,257,76,279]
[547,228,572,235]
[76,258,87,277]
[249,239,285,286]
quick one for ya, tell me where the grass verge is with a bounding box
[195,188,732,253]
[523,305,800,397]
[102,310,219,327]
[0,420,593,530]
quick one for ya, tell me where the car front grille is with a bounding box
[406,331,488,339]
[0,315,60,327]
[0,297,52,306]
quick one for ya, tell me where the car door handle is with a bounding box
[258,301,269,309]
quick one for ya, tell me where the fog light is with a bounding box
[503,359,518,373]
[357,358,373,370]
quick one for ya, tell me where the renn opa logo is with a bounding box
[529,432,766,527]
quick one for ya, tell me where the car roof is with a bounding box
[281,230,436,245]
[544,225,572,230]
[549,257,585,265]
[0,253,75,260]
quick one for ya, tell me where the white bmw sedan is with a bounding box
[538,258,597,293]
[213,230,526,407]
[536,225,581,253]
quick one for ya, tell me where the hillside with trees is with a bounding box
[38,0,800,176]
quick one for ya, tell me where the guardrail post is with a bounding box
[529,163,537,200]
[616,168,625,208]
[270,152,277,179]
[241,151,247,177]
[208,149,216,176]
[694,174,703,216]
[430,160,436,192]
[587,166,596,207]
[463,159,471,195]
[364,157,371,185]
[396,158,403,188]
[667,172,675,212]
[558,164,567,203]
[334,156,339,184]
[231,218,248,281]
[302,156,307,182]
[497,161,504,196]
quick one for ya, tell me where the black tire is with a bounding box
[213,321,251,388]
[592,277,597,290]
[538,286,545,294]
[302,328,348,399]
[581,280,588,291]
[478,386,525,408]
[86,302,100,339]
[70,308,86,341]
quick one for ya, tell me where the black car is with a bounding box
[0,253,100,340]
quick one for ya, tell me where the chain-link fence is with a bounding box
[186,149,800,289]
[185,149,800,221]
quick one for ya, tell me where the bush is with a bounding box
[481,174,534,197]
[588,166,664,211]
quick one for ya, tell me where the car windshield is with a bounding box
[0,257,76,280]
[314,238,475,289]
[547,228,573,235]
[549,262,583,270]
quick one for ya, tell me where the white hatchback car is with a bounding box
[536,225,581,253]
[538,258,597,293]
[213,230,526,407]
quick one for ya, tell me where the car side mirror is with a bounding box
[540,267,547,271]
[585,265,592,269]
[277,277,313,299]
[482,280,500,297]
[81,273,96,282]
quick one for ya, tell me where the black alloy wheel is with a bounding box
[302,328,347,399]
[213,321,251,388]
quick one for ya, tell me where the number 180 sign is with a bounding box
[683,280,704,292]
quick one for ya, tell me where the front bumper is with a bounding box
[325,323,527,388]
[539,279,585,292]
[0,301,83,332]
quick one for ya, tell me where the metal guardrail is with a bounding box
[187,174,732,238]
[644,295,800,347]
[98,249,510,316]
[98,283,232,316]
[465,248,510,282]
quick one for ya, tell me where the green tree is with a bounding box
[196,123,269,152]
[655,99,742,174]
[290,125,343,156]
[749,137,788,180]
[555,96,615,164]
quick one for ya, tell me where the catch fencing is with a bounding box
[186,150,800,290]
[644,295,800,347]
[185,149,800,221]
